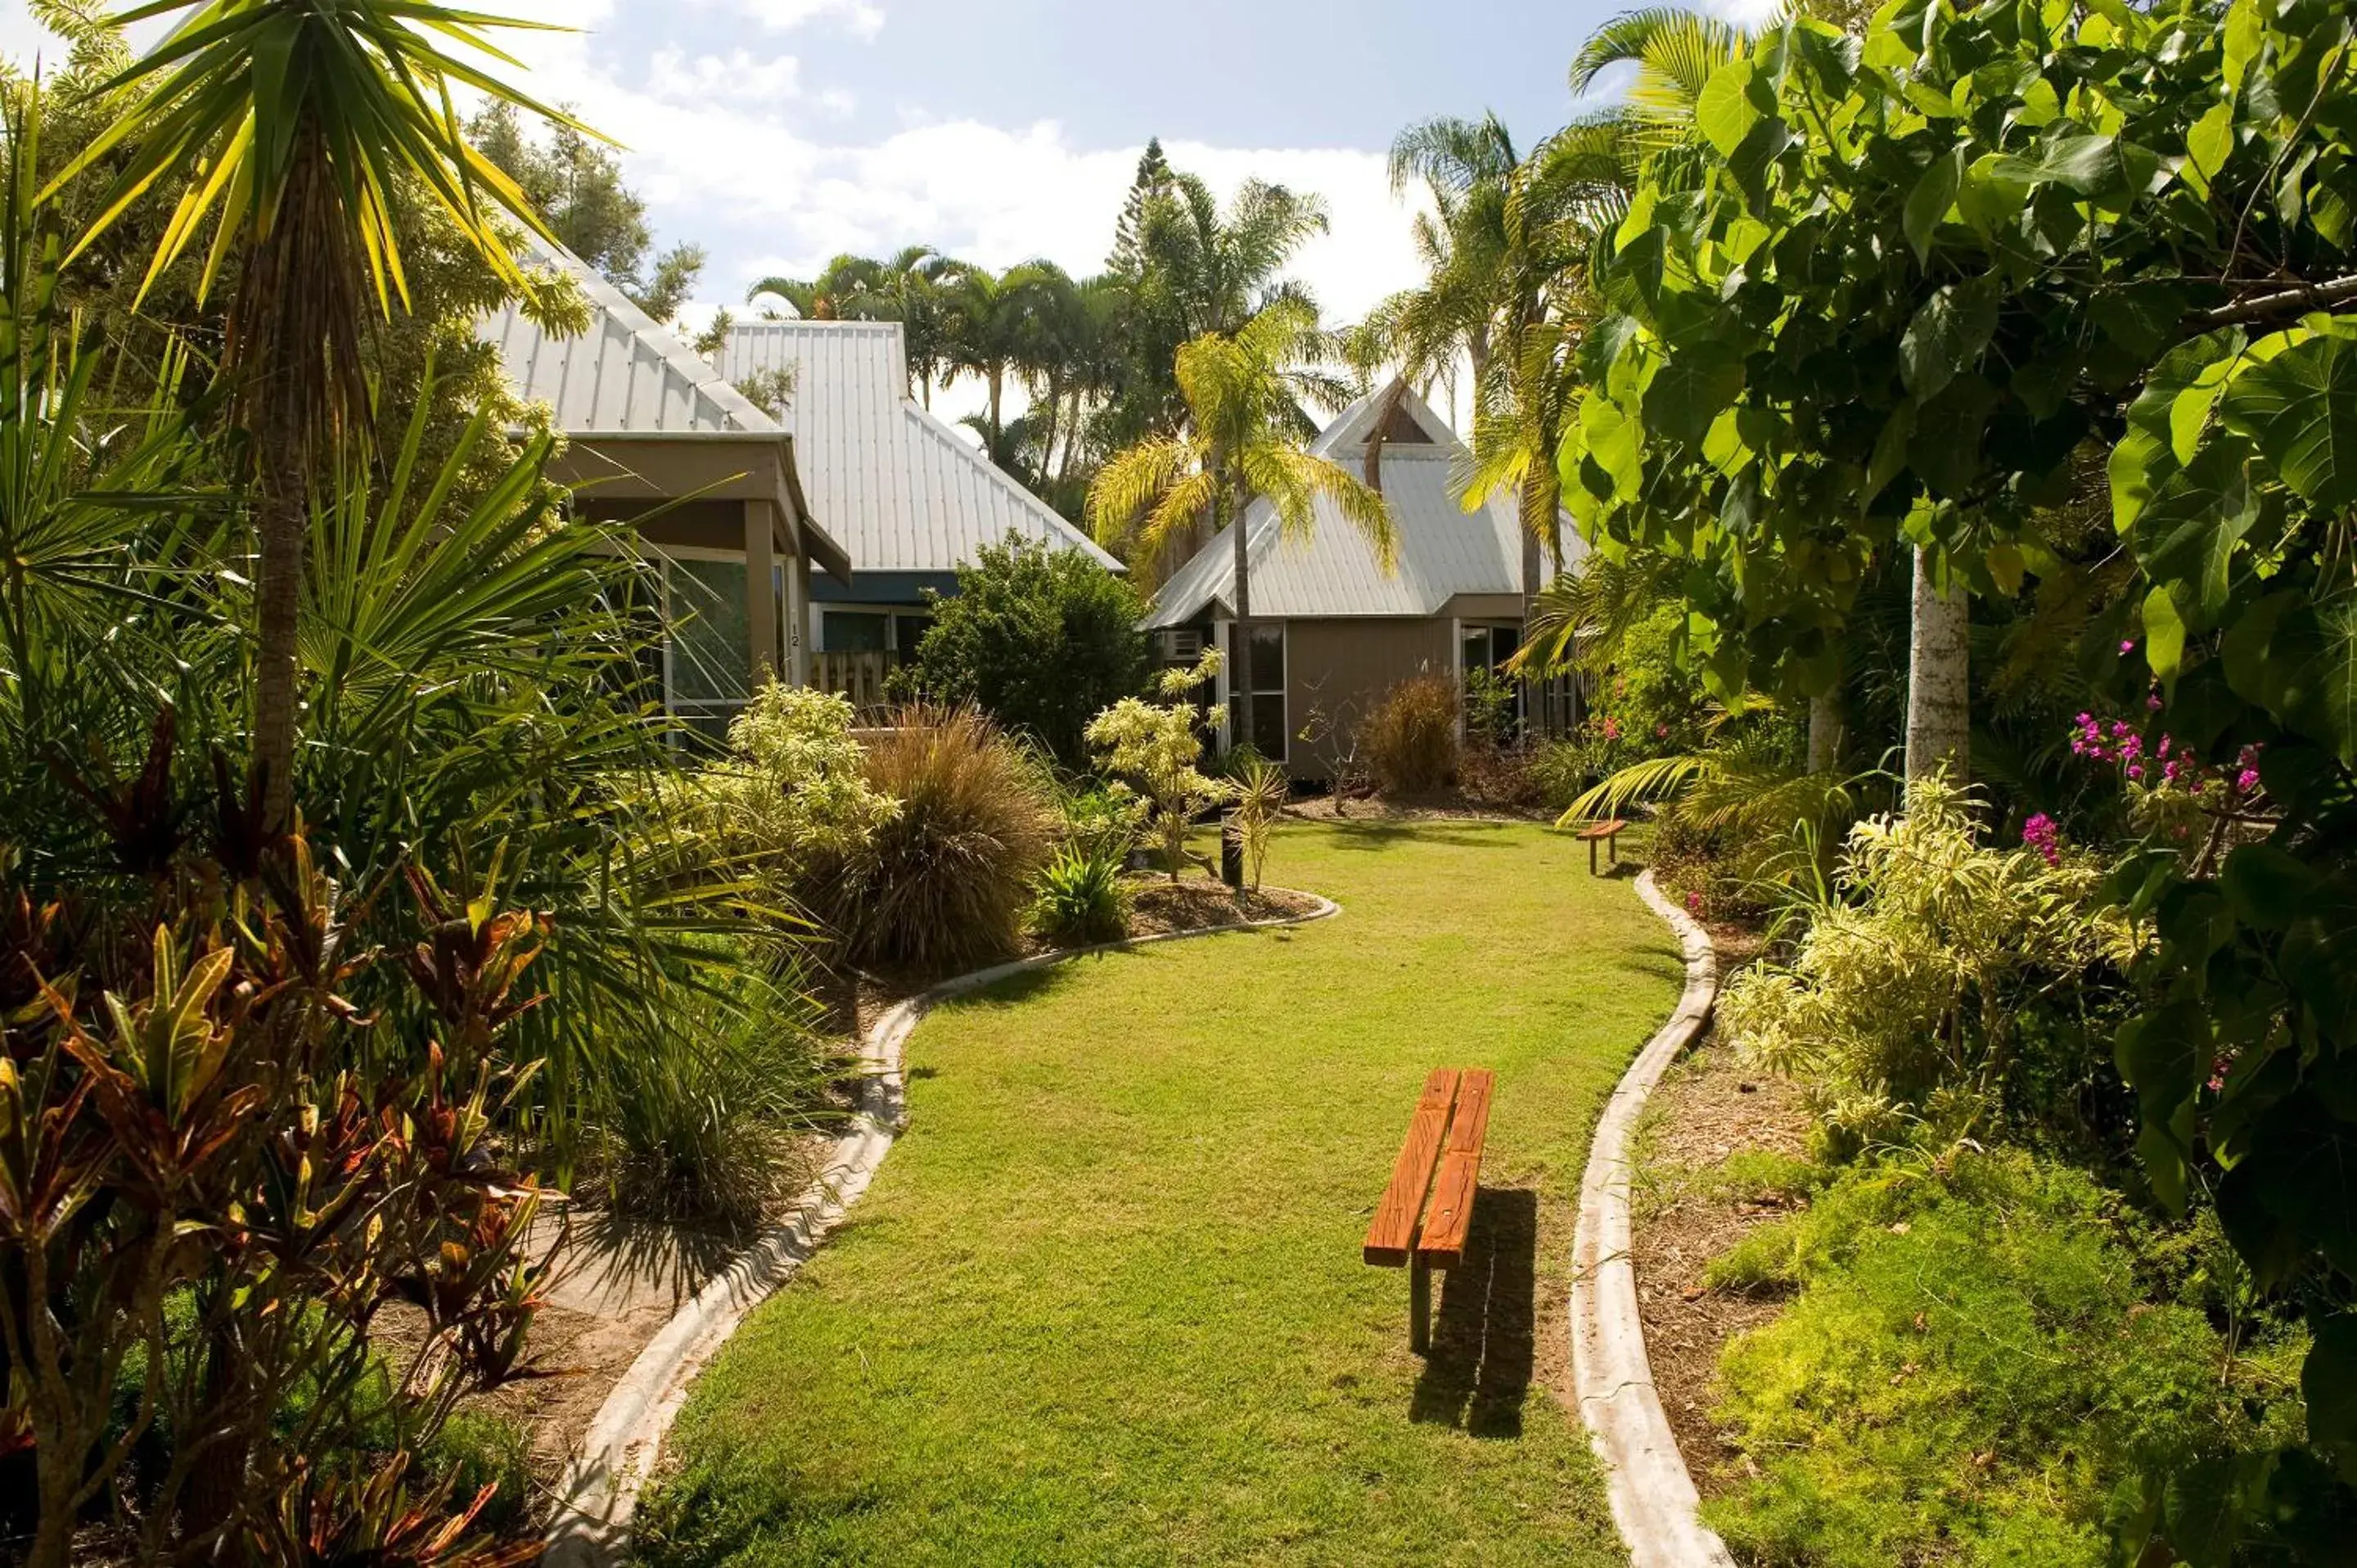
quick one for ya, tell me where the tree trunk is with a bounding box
[1905,545,1970,784]
[988,366,1004,448]
[250,435,307,835]
[1230,468,1253,755]
[1807,692,1843,775]
[1057,389,1084,485]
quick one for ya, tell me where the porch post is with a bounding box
[785,553,809,687]
[745,501,779,685]
[1211,617,1233,753]
[1449,616,1466,741]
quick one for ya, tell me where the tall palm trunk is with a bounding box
[1229,465,1254,753]
[239,133,355,837]
[191,132,354,1540]
[987,363,1005,448]
[1905,545,1970,782]
[1037,372,1063,480]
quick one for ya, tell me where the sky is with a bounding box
[0,0,1771,429]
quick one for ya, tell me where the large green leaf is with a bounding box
[2129,437,2260,621]
[1580,392,1646,503]
[1898,276,1999,401]
[1903,147,1964,267]
[1697,58,1762,160]
[1641,349,1746,449]
[2220,331,2357,511]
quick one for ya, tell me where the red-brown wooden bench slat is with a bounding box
[1362,1069,1458,1267]
[1575,818,1629,876]
[1416,1069,1495,1268]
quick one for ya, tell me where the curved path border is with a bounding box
[1570,871,1736,1568]
[543,890,1343,1568]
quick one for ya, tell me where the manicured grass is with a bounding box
[634,819,1683,1567]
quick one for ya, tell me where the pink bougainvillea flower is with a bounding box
[2021,813,2062,867]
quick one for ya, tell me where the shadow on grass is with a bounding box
[1409,1187,1538,1439]
[1320,818,1526,854]
[1613,948,1690,988]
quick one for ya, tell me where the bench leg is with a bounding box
[1409,1258,1432,1354]
[1588,837,1599,876]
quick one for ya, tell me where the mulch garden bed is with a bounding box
[1625,921,1814,1494]
[1125,876,1323,936]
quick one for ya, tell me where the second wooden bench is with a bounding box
[1362,1067,1495,1354]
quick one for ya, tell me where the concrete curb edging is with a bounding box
[1570,872,1737,1568]
[543,890,1344,1568]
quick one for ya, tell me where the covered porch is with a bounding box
[551,430,854,745]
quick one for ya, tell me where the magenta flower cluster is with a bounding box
[2021,813,2062,867]
[2070,713,2265,796]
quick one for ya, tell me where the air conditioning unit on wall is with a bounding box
[1160,629,1204,662]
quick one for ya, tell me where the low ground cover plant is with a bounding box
[1029,845,1133,947]
[1704,1150,2305,1568]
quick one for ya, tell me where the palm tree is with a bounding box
[56,0,576,836]
[746,246,957,403]
[747,251,884,320]
[1367,113,1521,397]
[1087,300,1396,753]
[940,259,1068,451]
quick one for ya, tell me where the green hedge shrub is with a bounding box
[895,535,1151,766]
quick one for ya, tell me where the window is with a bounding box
[894,614,934,656]
[1231,621,1287,763]
[665,556,754,748]
[822,609,890,654]
[1462,624,1519,674]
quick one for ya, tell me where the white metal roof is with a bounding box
[719,318,1122,574]
[1144,381,1583,628]
[479,245,777,437]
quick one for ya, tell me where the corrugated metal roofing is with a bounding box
[479,244,777,436]
[1145,380,1584,628]
[719,319,1121,574]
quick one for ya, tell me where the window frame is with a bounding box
[651,543,768,747]
[1233,620,1288,764]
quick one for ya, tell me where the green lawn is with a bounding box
[634,818,1681,1567]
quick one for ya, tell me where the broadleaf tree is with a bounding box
[1567,0,2357,1539]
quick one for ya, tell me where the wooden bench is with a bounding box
[1575,818,1629,876]
[1363,1067,1495,1353]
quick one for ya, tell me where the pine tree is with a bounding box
[1108,137,1174,279]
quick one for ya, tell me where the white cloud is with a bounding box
[646,47,804,105]
[698,0,885,38]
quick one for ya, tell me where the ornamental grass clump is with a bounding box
[1360,674,1459,795]
[833,706,1058,974]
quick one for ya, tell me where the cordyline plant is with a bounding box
[0,723,557,1568]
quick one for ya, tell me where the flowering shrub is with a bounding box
[1086,654,1233,884]
[2056,708,2270,871]
[1720,777,2133,1156]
